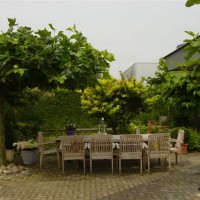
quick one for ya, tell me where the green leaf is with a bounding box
[35,28,51,37]
[191,41,200,47]
[185,30,196,37]
[170,71,187,84]
[49,23,56,31]
[186,0,200,7]
[73,24,76,30]
[66,27,73,32]
[8,18,17,27]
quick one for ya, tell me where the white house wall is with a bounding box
[164,44,200,71]
[122,62,158,81]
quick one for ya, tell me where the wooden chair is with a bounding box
[118,134,143,174]
[90,135,113,174]
[170,129,185,164]
[61,135,85,174]
[38,131,60,169]
[147,133,171,174]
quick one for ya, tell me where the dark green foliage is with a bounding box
[17,88,98,134]
[4,101,19,148]
[147,58,200,130]
[5,116,17,149]
[169,127,190,144]
[187,128,200,150]
[0,18,114,164]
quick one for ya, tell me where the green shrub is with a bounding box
[187,128,200,151]
[169,127,190,144]
[129,123,148,134]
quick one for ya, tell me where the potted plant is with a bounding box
[65,123,76,135]
[13,139,39,165]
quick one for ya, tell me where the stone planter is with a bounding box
[21,149,38,165]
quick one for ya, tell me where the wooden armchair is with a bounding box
[38,131,60,169]
[61,135,85,174]
[147,133,171,174]
[118,134,143,174]
[170,129,185,164]
[90,135,113,174]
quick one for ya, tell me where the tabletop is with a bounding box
[56,134,151,143]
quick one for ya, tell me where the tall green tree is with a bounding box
[146,58,170,116]
[147,58,200,128]
[81,77,145,134]
[0,18,114,165]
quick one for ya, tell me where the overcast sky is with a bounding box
[0,0,199,78]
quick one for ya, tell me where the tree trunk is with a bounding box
[0,85,6,165]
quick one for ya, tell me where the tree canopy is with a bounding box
[0,18,114,91]
[0,18,114,165]
[147,58,200,129]
[81,77,146,134]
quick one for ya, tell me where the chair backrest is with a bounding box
[90,135,113,154]
[175,129,185,149]
[61,135,84,155]
[148,133,170,153]
[119,134,143,154]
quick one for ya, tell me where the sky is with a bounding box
[0,0,199,78]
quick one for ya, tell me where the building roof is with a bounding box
[164,36,200,71]
[164,35,200,70]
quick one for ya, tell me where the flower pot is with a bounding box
[66,130,75,136]
[21,149,38,165]
[182,144,188,154]
[6,149,14,162]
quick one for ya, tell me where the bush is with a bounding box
[187,128,200,151]
[169,127,190,144]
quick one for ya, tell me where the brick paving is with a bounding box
[0,152,200,200]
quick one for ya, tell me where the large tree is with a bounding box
[147,58,200,129]
[0,18,114,165]
[81,77,145,134]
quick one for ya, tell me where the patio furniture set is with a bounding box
[37,130,185,175]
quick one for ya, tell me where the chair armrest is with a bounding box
[170,138,177,143]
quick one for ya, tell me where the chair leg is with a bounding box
[83,159,85,175]
[148,156,150,174]
[90,158,92,174]
[40,154,43,169]
[142,151,146,171]
[119,158,121,174]
[175,153,178,164]
[62,159,65,174]
[140,159,142,174]
[115,155,118,170]
[111,158,113,174]
[57,151,61,169]
[179,152,182,165]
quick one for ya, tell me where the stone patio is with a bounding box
[0,152,200,200]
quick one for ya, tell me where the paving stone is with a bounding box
[1,153,200,199]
